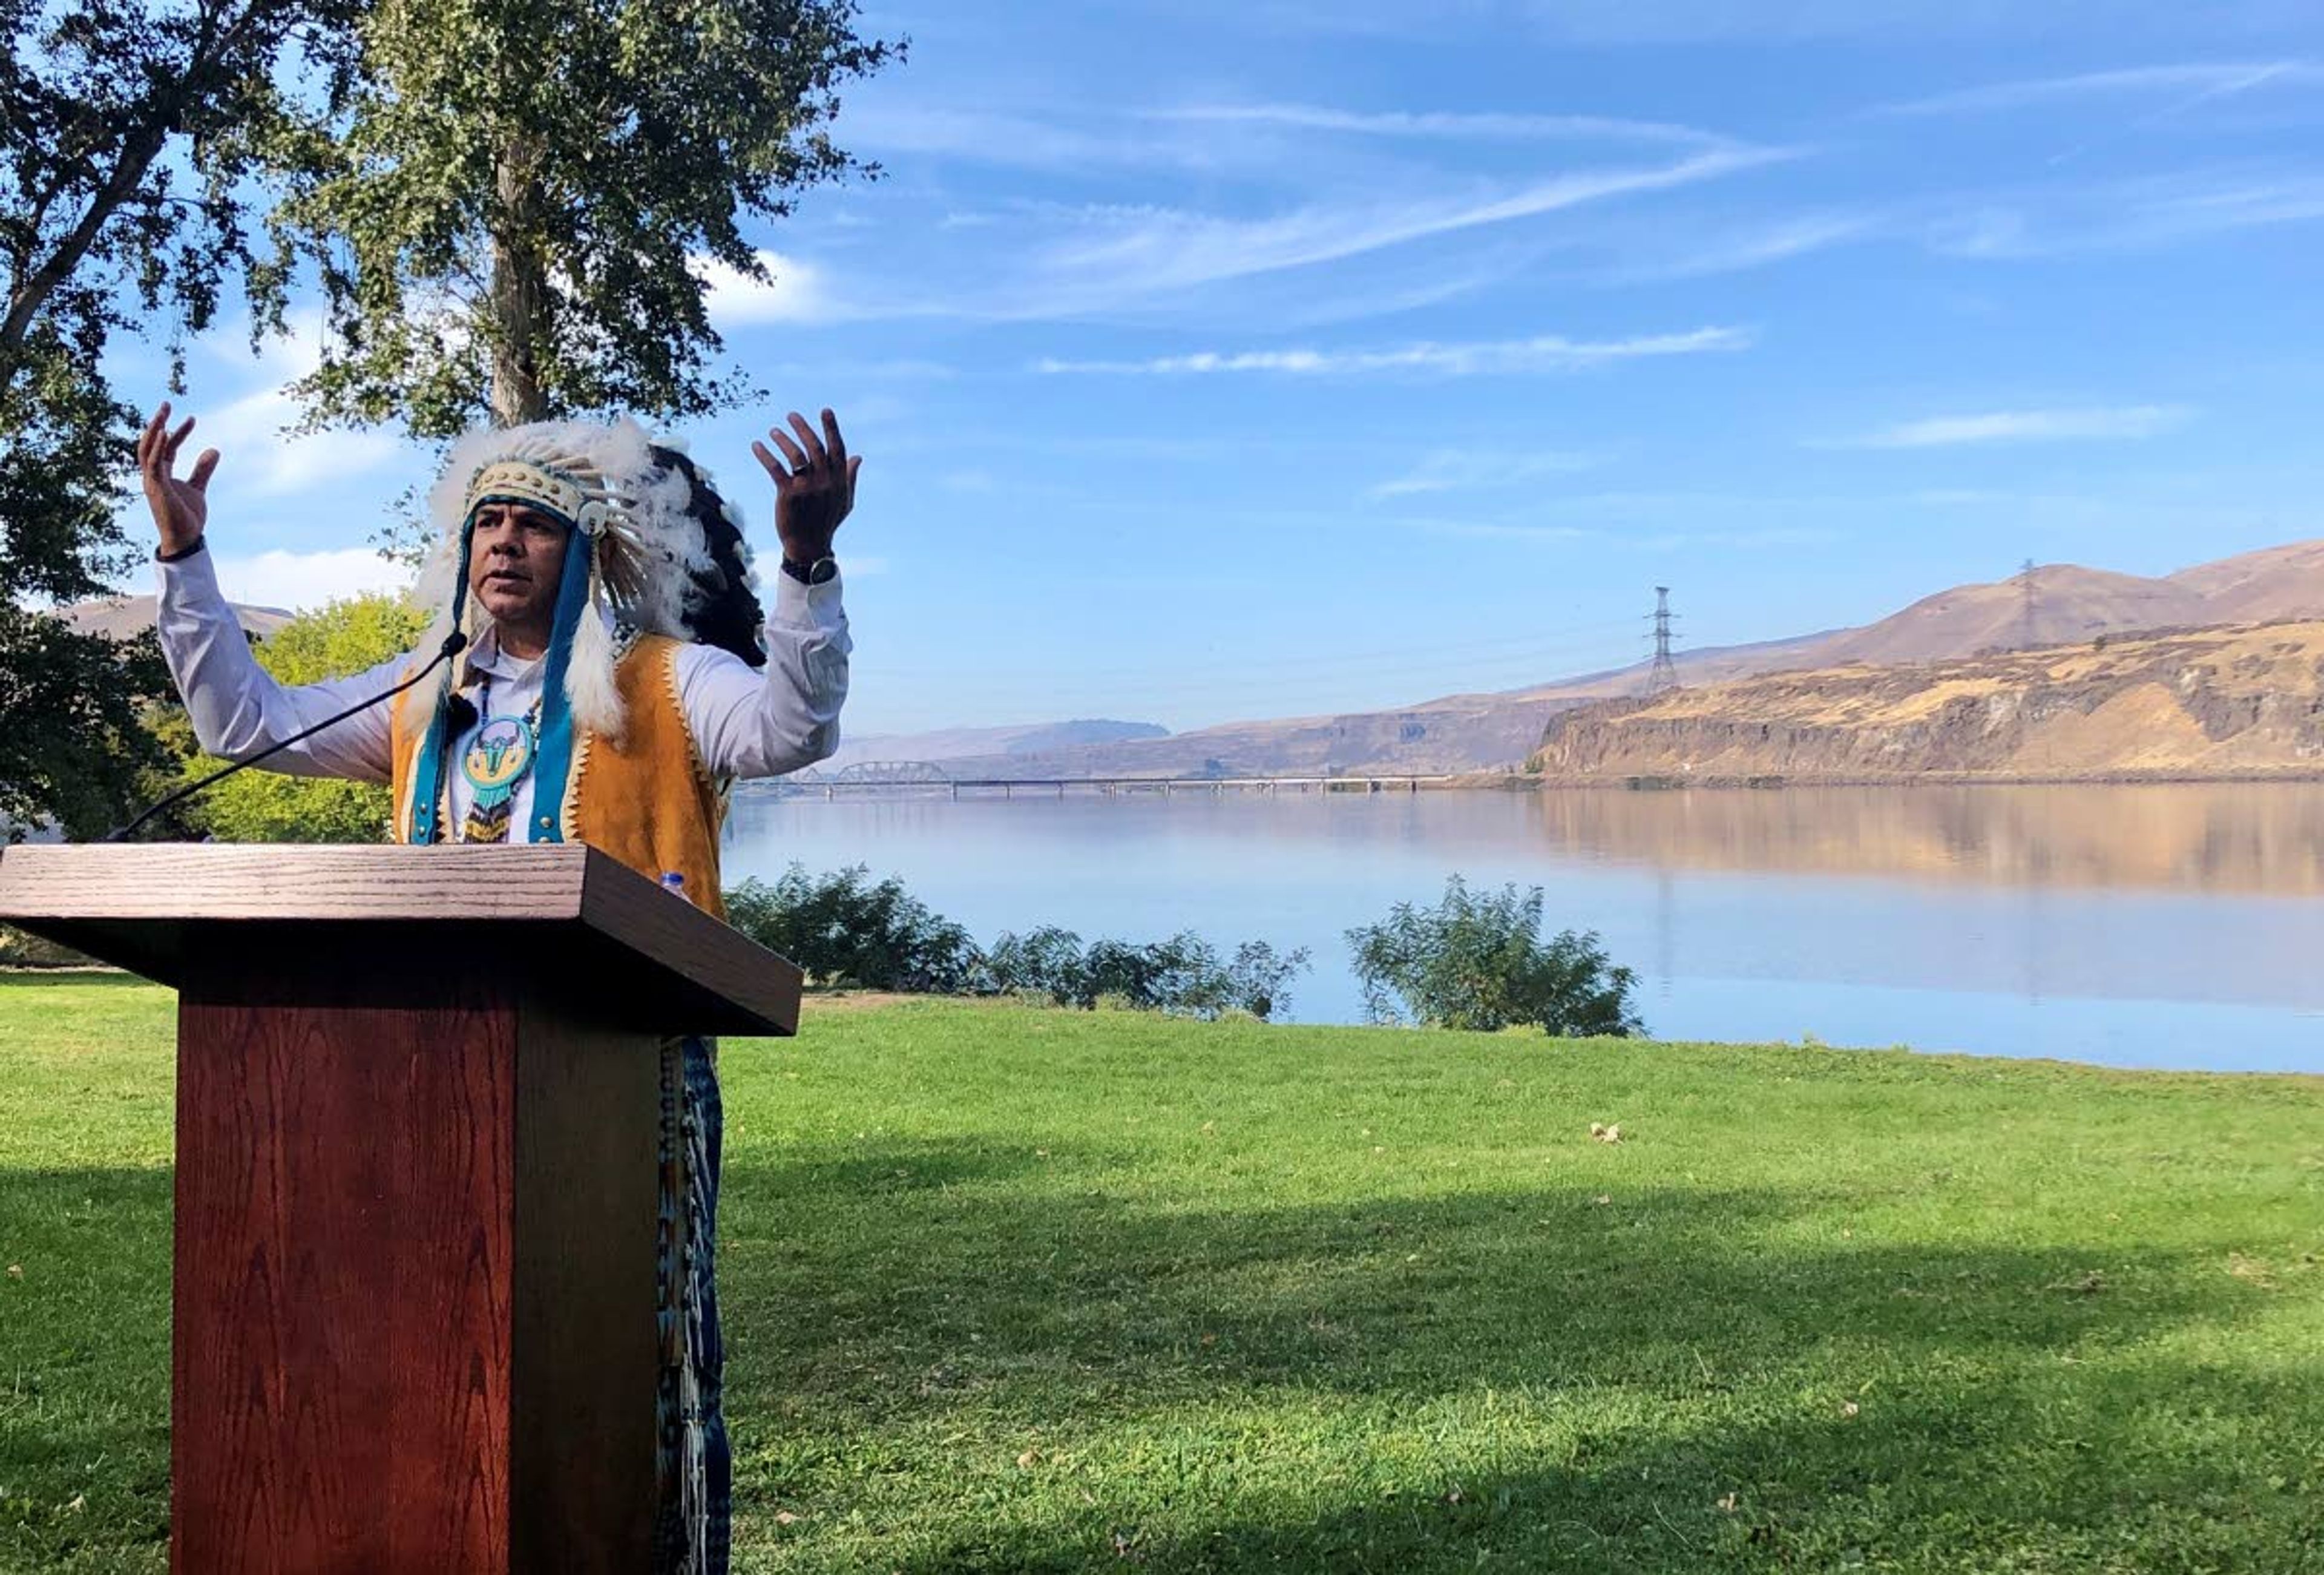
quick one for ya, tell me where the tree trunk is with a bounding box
[488,137,550,427]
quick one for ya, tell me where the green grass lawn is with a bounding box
[1,978,2319,1573]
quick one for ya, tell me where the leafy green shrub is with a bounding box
[983,925,1089,1004]
[723,867,1308,1019]
[987,927,1308,1021]
[1346,875,1643,1037]
[161,593,428,843]
[1219,940,1308,1022]
[724,863,986,993]
[1085,935,1216,1013]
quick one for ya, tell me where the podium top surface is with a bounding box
[0,843,800,1036]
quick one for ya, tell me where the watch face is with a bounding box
[807,556,839,585]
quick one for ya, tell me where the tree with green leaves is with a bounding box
[4,0,896,835]
[265,0,902,436]
[1,0,352,837]
[1347,876,1645,1038]
[158,591,428,842]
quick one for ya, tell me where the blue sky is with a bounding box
[144,0,2324,734]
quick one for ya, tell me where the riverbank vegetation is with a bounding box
[723,863,1313,1020]
[6,862,1644,1033]
[3,978,2317,1572]
[723,863,1640,1033]
[1347,875,1644,1036]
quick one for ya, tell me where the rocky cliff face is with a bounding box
[1529,623,2324,783]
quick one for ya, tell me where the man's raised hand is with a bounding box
[140,403,220,557]
[751,408,859,565]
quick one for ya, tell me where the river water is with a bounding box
[723,783,2324,1073]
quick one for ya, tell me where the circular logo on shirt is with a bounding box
[462,715,537,794]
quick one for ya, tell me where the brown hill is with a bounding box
[1528,621,2324,784]
[1520,538,2324,698]
[2165,539,2324,622]
[58,593,292,642]
[930,694,1563,781]
[824,536,2324,781]
[1797,565,2209,666]
[821,718,1167,773]
[1497,630,1842,703]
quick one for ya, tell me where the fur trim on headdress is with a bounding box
[407,416,724,739]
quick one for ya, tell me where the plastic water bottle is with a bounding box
[660,870,691,904]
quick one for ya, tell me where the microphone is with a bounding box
[102,631,470,843]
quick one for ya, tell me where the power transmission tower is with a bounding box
[2018,558,2039,649]
[1645,586,1681,694]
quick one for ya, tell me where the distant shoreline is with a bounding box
[742,769,2324,795]
[1468,769,2324,791]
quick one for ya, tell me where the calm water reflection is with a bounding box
[723,784,2324,1073]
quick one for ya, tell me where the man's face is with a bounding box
[466,501,570,633]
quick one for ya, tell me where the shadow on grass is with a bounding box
[871,1353,2319,1573]
[3,1141,2303,1573]
[730,1144,2245,1409]
[723,1139,2311,1571]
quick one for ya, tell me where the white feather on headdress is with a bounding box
[406,416,720,740]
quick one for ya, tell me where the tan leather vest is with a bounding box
[389,633,727,919]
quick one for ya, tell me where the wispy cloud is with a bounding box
[1036,326,1754,377]
[1025,146,1788,304]
[2139,174,2324,231]
[1929,172,2324,257]
[841,105,1163,172]
[1827,404,2194,449]
[1152,102,1730,148]
[1241,254,1540,330]
[708,142,1783,327]
[1368,449,1600,498]
[730,92,1793,325]
[855,96,1745,175]
[1615,212,1877,279]
[1240,0,2285,46]
[1879,60,2324,168]
[1878,61,2320,118]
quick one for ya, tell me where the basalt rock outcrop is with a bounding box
[1529,623,2324,784]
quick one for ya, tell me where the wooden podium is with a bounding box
[0,843,801,1574]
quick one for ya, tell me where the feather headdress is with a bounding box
[407,416,747,739]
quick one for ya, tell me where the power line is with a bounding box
[2019,558,2039,649]
[1644,586,1680,695]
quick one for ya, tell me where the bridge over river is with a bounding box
[744,762,1457,799]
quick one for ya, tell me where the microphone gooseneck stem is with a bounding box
[102,631,470,844]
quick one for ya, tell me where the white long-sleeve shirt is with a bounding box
[156,544,849,836]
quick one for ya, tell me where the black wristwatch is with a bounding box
[781,554,839,586]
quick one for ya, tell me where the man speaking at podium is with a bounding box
[139,402,856,1574]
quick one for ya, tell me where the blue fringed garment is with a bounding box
[651,1034,729,1574]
